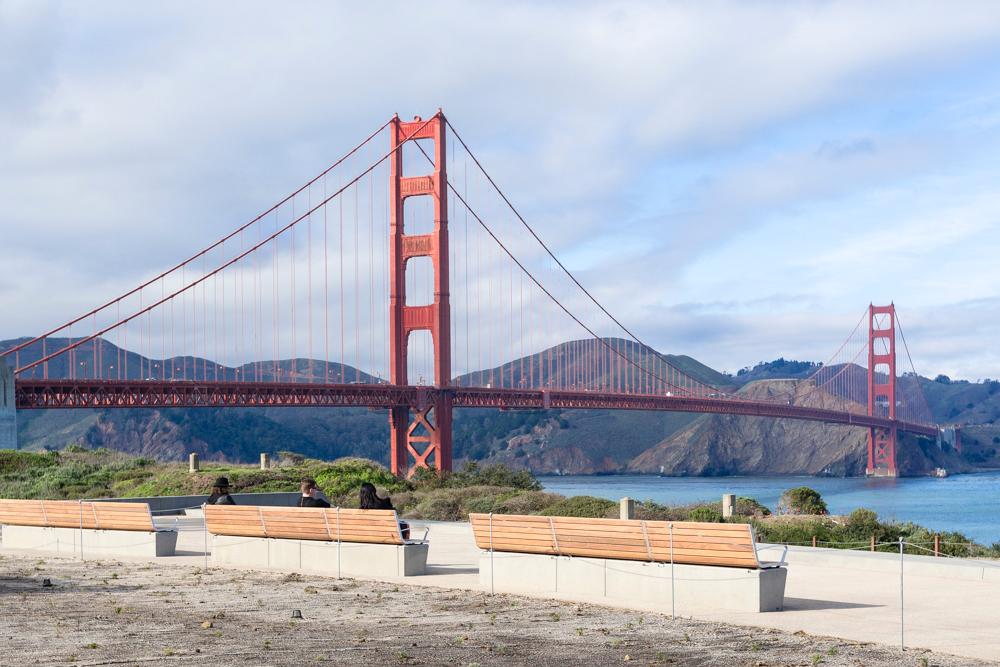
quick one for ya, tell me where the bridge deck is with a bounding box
[14,379,939,437]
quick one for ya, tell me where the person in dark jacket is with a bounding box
[207,477,236,505]
[359,482,409,539]
[297,479,331,508]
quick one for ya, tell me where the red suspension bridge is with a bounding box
[0,111,944,478]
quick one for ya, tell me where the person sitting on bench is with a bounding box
[297,479,331,508]
[359,482,409,539]
[207,477,236,505]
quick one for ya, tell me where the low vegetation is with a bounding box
[1,451,997,557]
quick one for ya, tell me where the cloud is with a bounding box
[3,1,1000,380]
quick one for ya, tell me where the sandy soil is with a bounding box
[0,553,983,667]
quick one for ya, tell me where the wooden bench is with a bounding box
[0,498,178,557]
[469,513,787,612]
[205,505,428,577]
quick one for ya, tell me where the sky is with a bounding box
[3,1,1000,380]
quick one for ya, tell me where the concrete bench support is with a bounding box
[479,550,787,613]
[1,524,178,558]
[211,535,429,578]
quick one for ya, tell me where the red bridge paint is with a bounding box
[2,111,940,478]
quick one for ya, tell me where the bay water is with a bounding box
[541,471,1000,545]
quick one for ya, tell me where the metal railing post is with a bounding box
[489,513,495,595]
[78,499,84,561]
[202,503,208,571]
[899,537,904,651]
[669,522,675,618]
[336,507,341,580]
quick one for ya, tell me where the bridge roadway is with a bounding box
[14,379,939,437]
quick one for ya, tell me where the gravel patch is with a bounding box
[0,553,983,666]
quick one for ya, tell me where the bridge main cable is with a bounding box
[409,136,704,397]
[0,119,393,364]
[444,119,719,394]
[13,117,436,377]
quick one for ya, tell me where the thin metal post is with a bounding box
[899,537,904,651]
[202,503,208,571]
[336,507,341,580]
[669,523,675,618]
[489,513,495,595]
[78,499,84,561]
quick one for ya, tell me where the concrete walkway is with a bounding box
[7,517,999,663]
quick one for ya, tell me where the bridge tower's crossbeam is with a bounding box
[388,112,452,477]
[867,303,897,477]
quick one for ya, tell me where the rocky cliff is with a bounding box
[627,379,970,476]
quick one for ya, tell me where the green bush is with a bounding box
[688,506,724,523]
[778,486,828,515]
[312,457,405,499]
[442,462,540,491]
[753,517,833,545]
[494,491,564,515]
[539,495,617,518]
[844,508,879,538]
[735,496,771,518]
[410,492,463,521]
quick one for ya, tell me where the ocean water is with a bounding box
[540,471,1000,545]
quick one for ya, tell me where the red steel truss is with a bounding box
[388,112,453,477]
[867,304,898,476]
[15,379,938,439]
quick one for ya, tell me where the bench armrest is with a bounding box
[405,526,430,545]
[757,545,788,569]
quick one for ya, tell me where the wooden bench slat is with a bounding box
[205,506,404,544]
[470,513,760,569]
[0,500,154,532]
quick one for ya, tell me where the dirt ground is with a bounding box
[0,553,984,667]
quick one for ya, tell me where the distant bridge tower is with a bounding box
[387,112,453,477]
[867,303,897,477]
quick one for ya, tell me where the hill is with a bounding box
[5,336,1000,476]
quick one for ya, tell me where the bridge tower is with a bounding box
[867,303,897,477]
[387,112,453,477]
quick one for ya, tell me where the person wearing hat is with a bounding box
[207,477,236,505]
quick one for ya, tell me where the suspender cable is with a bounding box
[15,117,434,377]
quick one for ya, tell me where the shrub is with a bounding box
[313,458,405,498]
[0,450,60,475]
[444,462,540,491]
[538,495,617,518]
[844,508,879,538]
[778,486,828,515]
[494,491,563,515]
[734,496,771,518]
[410,492,463,521]
[753,517,833,545]
[688,506,724,523]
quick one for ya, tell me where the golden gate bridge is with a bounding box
[0,111,943,478]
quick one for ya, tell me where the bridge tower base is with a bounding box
[866,304,897,477]
[867,426,897,477]
[387,112,453,478]
[0,358,17,450]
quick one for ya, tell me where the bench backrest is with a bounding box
[204,505,403,545]
[469,513,761,569]
[0,499,155,532]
